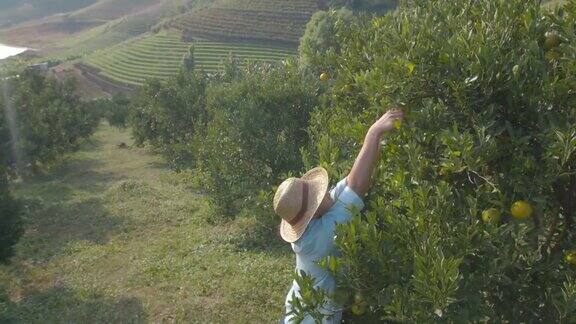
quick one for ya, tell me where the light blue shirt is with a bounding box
[284,177,365,324]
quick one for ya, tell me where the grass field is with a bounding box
[52,14,156,60]
[543,0,564,8]
[71,0,159,21]
[82,30,297,85]
[172,0,317,44]
[0,124,292,322]
[193,41,296,73]
[84,30,192,85]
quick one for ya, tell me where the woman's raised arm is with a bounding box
[347,108,404,198]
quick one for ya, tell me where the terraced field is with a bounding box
[172,0,318,44]
[82,29,296,87]
[84,31,192,85]
[193,41,296,73]
[216,0,319,13]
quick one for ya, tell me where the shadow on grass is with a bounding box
[0,285,147,323]
[11,138,134,262]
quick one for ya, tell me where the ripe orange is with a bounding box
[510,201,533,220]
[512,65,520,77]
[351,302,366,316]
[565,251,576,266]
[482,208,501,224]
[351,293,366,316]
[545,50,562,61]
[544,31,561,50]
[320,72,329,82]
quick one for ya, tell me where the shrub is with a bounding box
[1,70,100,169]
[298,9,354,74]
[130,70,208,169]
[0,105,22,263]
[197,60,318,216]
[0,68,99,262]
[103,93,131,129]
[0,166,22,263]
[294,0,576,322]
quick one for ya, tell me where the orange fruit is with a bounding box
[319,72,329,82]
[351,302,366,315]
[565,251,576,266]
[482,208,501,224]
[351,293,367,316]
[512,65,520,77]
[510,201,533,220]
[544,31,561,50]
[545,50,562,61]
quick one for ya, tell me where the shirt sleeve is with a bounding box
[327,177,365,224]
[330,177,364,210]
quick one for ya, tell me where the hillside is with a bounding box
[172,0,319,45]
[79,31,297,86]
[0,0,96,28]
[73,0,313,92]
[192,41,296,74]
[82,30,192,86]
[0,124,292,322]
[0,0,179,56]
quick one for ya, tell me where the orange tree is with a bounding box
[0,166,21,263]
[4,70,101,169]
[130,70,208,169]
[129,59,320,217]
[196,60,318,216]
[0,68,99,262]
[0,108,21,262]
[293,0,576,322]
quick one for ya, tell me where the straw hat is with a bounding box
[274,167,329,243]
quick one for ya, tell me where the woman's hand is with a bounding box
[368,108,404,137]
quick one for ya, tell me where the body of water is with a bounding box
[0,43,28,60]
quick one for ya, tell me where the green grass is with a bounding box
[193,41,297,73]
[543,0,564,8]
[171,0,317,45]
[82,31,297,85]
[173,7,313,44]
[216,0,318,13]
[71,0,158,21]
[83,30,192,85]
[60,15,155,56]
[0,124,292,323]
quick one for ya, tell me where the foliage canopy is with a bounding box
[294,0,576,322]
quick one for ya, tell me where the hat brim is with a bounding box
[280,167,329,243]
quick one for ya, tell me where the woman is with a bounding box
[274,108,404,323]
